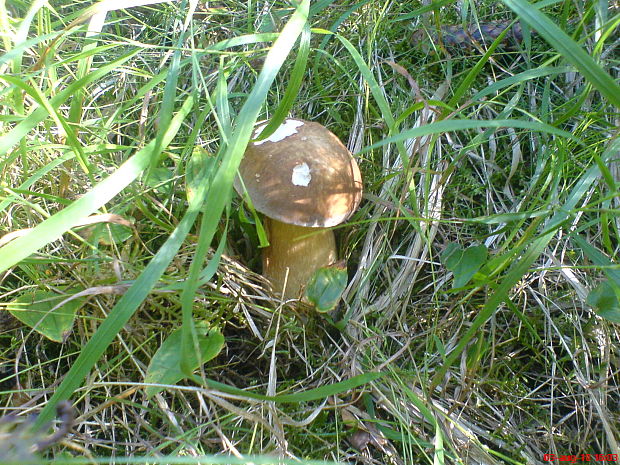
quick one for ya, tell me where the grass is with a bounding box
[1,0,619,463]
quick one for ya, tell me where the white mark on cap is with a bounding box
[253,119,304,145]
[291,163,311,187]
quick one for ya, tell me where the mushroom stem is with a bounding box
[262,218,337,299]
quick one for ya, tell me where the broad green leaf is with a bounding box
[92,221,133,246]
[145,167,174,196]
[7,289,85,342]
[305,264,348,313]
[441,243,488,289]
[88,214,134,246]
[587,281,620,324]
[145,325,225,398]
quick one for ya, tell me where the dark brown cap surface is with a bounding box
[235,119,363,227]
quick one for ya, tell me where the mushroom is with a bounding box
[234,119,363,300]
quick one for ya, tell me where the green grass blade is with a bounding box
[0,151,74,213]
[215,59,232,139]
[0,31,61,68]
[32,98,197,427]
[471,66,573,101]
[313,0,369,63]
[572,235,620,284]
[447,22,517,110]
[334,33,410,168]
[358,119,580,153]
[3,456,341,465]
[180,0,310,373]
[334,34,395,128]
[146,1,198,180]
[0,50,140,158]
[393,0,459,21]
[192,372,383,403]
[0,96,191,273]
[254,21,310,141]
[10,0,47,73]
[430,136,620,389]
[0,75,91,173]
[207,32,279,51]
[502,0,620,107]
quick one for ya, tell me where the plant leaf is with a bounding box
[441,243,488,289]
[587,281,620,324]
[145,167,174,196]
[305,264,348,313]
[7,289,85,342]
[145,325,225,398]
[572,234,620,285]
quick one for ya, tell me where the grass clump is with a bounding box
[1,0,619,464]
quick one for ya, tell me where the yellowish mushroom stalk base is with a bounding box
[262,218,337,300]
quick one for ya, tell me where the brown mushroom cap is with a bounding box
[234,119,363,228]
